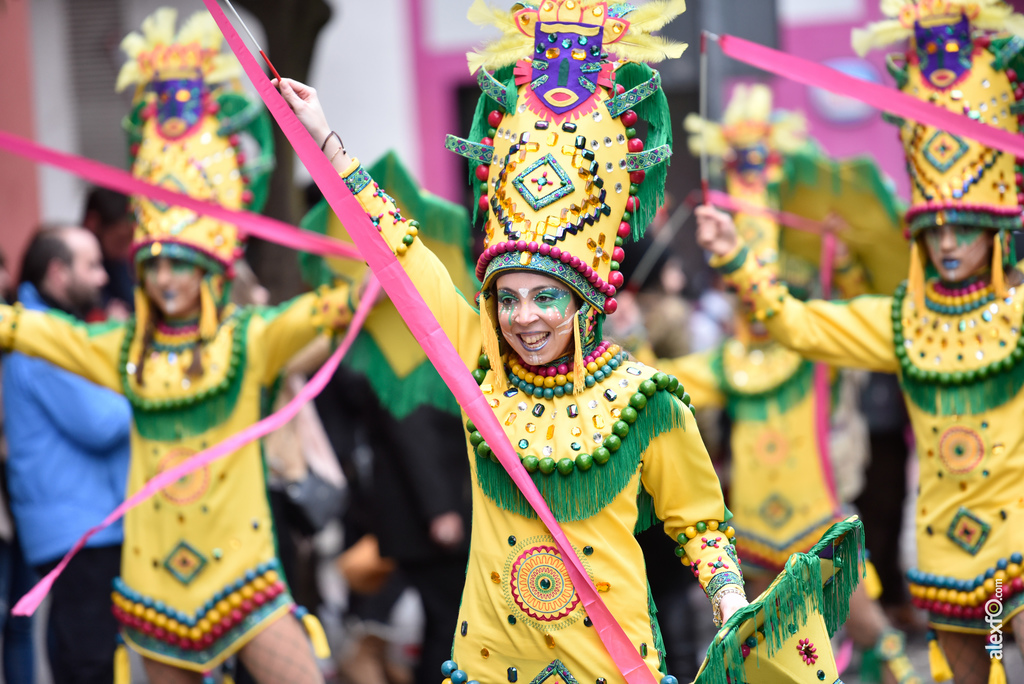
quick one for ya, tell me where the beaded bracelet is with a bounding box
[711,585,747,628]
[395,220,420,256]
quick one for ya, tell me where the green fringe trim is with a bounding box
[711,348,815,422]
[474,388,685,523]
[697,518,864,684]
[647,580,669,675]
[215,92,275,214]
[613,63,672,239]
[892,283,1024,415]
[120,311,252,442]
[344,333,460,420]
[633,482,660,536]
[468,65,516,224]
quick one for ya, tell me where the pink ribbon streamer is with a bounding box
[716,34,1024,159]
[202,1,655,680]
[814,233,841,512]
[705,189,827,234]
[0,131,362,262]
[13,277,381,616]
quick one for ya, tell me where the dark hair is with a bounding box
[82,187,130,229]
[19,226,74,291]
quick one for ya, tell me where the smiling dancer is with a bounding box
[278,1,753,680]
[696,1,1024,682]
[0,9,353,683]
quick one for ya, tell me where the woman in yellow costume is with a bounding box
[278,1,753,681]
[0,9,352,683]
[696,1,1024,682]
[666,83,921,684]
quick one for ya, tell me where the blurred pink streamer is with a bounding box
[13,277,381,616]
[203,1,657,680]
[0,130,362,262]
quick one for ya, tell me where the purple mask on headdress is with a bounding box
[151,75,204,138]
[914,14,973,89]
[531,24,605,114]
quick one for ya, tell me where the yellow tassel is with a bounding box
[572,310,585,395]
[479,298,507,392]
[301,612,331,660]
[223,675,236,684]
[989,657,1007,684]
[928,638,954,682]
[864,559,883,600]
[908,240,925,312]
[992,232,1007,300]
[114,643,130,684]
[199,278,219,341]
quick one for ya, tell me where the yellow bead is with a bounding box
[208,609,222,623]
[241,586,255,599]
[984,578,996,595]
[956,592,968,606]
[1008,563,1021,578]
[708,521,719,531]
[544,377,555,388]
[556,375,567,386]
[407,227,418,237]
[936,589,948,603]
[525,372,536,384]
[228,592,243,608]
[395,244,407,256]
[132,603,145,618]
[188,628,202,642]
[155,614,168,628]
[924,587,937,601]
[264,570,279,583]
[198,618,211,633]
[601,352,611,362]
[217,600,231,614]
[586,362,598,373]
[253,577,268,591]
[533,375,545,387]
[684,526,697,539]
[167,620,180,633]
[995,570,1008,584]
[725,526,736,539]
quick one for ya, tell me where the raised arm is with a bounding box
[696,206,899,372]
[0,304,126,392]
[277,78,481,367]
[656,350,726,409]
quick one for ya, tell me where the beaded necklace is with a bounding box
[153,318,201,351]
[503,341,625,399]
[925,279,994,315]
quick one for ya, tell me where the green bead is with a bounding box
[478,354,491,370]
[629,393,647,409]
[951,371,964,385]
[556,458,575,475]
[465,420,476,432]
[488,127,497,137]
[610,260,620,271]
[614,237,624,247]
[620,406,638,424]
[477,442,491,458]
[401,234,415,246]
[674,546,685,558]
[622,211,632,222]
[471,368,487,384]
[539,457,556,475]
[628,183,640,196]
[965,370,977,383]
[604,434,621,452]
[666,376,679,392]
[696,521,707,533]
[639,380,657,397]
[681,392,692,406]
[612,420,630,438]
[593,447,611,465]
[576,453,594,471]
[469,431,484,446]
[522,455,540,472]
[652,372,669,390]
[625,127,637,138]
[676,533,687,544]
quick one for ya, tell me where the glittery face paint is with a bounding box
[922,224,993,283]
[495,271,579,366]
[143,257,204,320]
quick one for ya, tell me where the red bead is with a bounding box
[615,84,625,95]
[488,110,503,127]
[741,645,751,658]
[550,247,561,259]
[517,240,528,251]
[617,221,631,237]
[475,165,490,181]
[241,190,254,204]
[630,170,646,184]
[626,196,639,212]
[588,272,598,283]
[557,364,569,375]
[481,137,494,147]
[539,243,551,255]
[608,271,624,288]
[628,138,645,153]
[242,599,255,614]
[1009,69,1018,82]
[221,616,234,630]
[235,152,247,165]
[607,285,617,296]
[154,627,167,640]
[202,634,215,647]
[141,622,154,635]
[231,609,244,623]
[620,110,638,127]
[206,100,220,114]
[212,624,225,638]
[142,104,156,120]
[570,256,581,267]
[528,241,539,252]
[478,196,489,212]
[1013,577,1024,592]
[228,135,241,146]
[612,247,625,262]
[560,251,571,263]
[130,144,140,156]
[604,298,618,313]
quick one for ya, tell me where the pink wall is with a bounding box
[0,0,41,277]
[773,5,908,200]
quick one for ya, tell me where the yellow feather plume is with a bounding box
[610,35,687,64]
[468,33,534,74]
[142,7,177,46]
[620,0,687,34]
[467,0,519,34]
[851,21,908,56]
[176,11,222,49]
[723,83,771,127]
[684,113,729,158]
[854,0,1024,55]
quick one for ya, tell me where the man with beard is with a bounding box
[2,226,132,683]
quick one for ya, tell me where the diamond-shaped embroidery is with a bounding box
[512,154,575,211]
[759,493,793,529]
[529,660,580,684]
[947,507,990,555]
[923,131,970,173]
[163,540,208,585]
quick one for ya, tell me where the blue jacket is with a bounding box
[2,283,132,567]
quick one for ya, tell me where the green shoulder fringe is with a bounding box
[120,310,252,442]
[474,388,685,523]
[892,283,1024,416]
[468,65,517,224]
[697,518,864,684]
[613,62,672,239]
[711,348,816,422]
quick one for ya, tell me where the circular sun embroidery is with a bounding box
[938,426,985,474]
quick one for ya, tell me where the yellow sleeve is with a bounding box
[832,251,870,300]
[255,285,353,386]
[341,159,481,368]
[640,401,744,619]
[713,245,899,372]
[656,350,725,409]
[0,304,125,392]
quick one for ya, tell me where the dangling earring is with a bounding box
[908,239,926,311]
[199,276,219,341]
[992,230,1006,299]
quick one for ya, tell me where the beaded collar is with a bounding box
[925,279,994,315]
[503,342,625,399]
[153,318,201,351]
